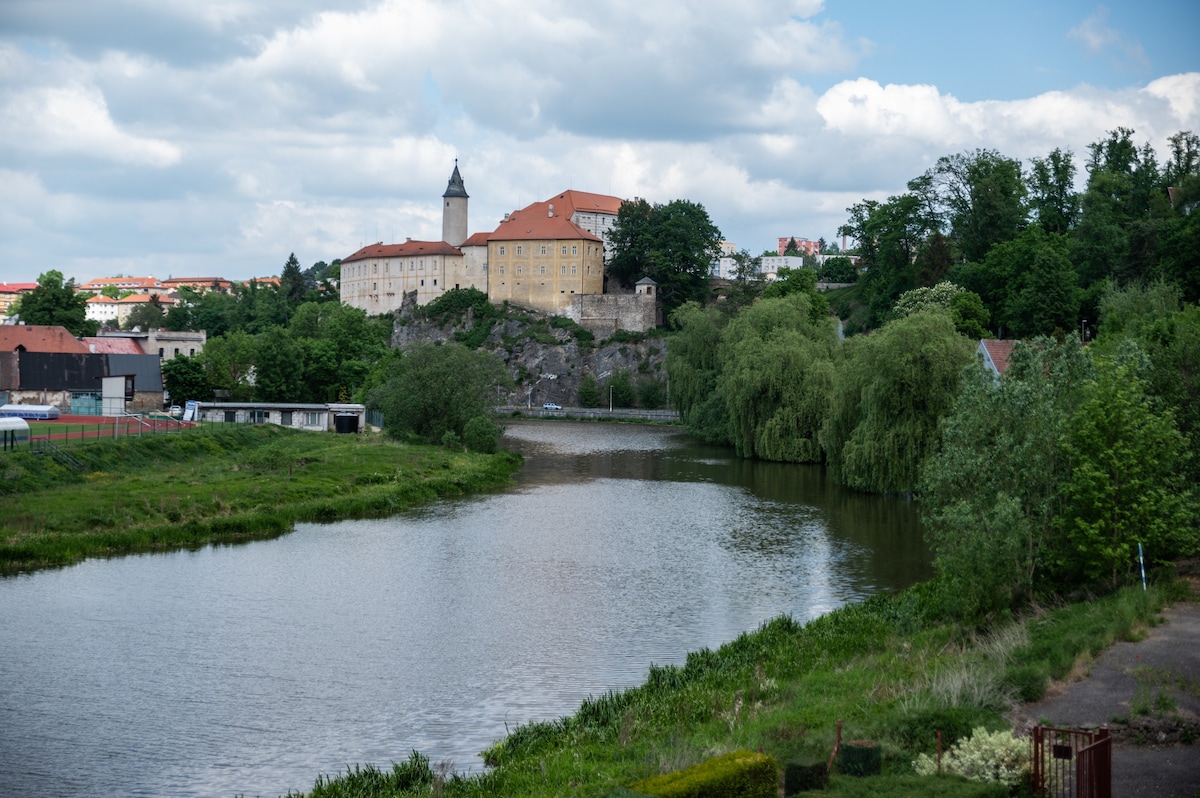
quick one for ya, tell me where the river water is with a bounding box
[0,421,931,797]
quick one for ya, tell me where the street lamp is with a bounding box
[1081,319,1087,342]
[609,384,613,412]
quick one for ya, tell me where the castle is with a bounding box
[339,165,655,332]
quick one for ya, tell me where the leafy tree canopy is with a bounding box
[606,198,723,318]
[13,270,97,336]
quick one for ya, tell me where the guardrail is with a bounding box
[497,406,680,422]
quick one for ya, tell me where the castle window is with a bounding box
[517,266,522,275]
[499,246,505,255]
[516,245,523,255]
[572,265,577,274]
[561,265,567,275]
[419,259,424,270]
[571,245,578,255]
[433,279,437,286]
[562,245,568,255]
[540,265,545,274]
[499,265,505,275]
[420,279,424,287]
[541,246,547,255]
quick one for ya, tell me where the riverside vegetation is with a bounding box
[285,578,1189,797]
[0,425,521,574]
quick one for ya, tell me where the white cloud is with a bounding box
[0,83,182,166]
[1067,7,1149,71]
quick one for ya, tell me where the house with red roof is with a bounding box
[978,339,1016,378]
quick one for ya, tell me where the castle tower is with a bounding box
[441,161,469,247]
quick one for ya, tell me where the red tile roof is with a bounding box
[77,276,164,291]
[978,339,1016,376]
[490,200,603,243]
[547,189,624,216]
[0,325,90,354]
[0,282,39,294]
[81,337,145,355]
[459,232,493,247]
[341,240,464,263]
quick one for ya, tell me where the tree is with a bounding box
[839,193,936,327]
[606,198,723,317]
[12,270,96,336]
[820,312,971,494]
[761,266,829,321]
[719,293,837,462]
[665,301,729,443]
[160,354,212,405]
[280,252,308,309]
[606,369,635,408]
[578,373,604,407]
[1028,148,1081,235]
[784,237,801,256]
[923,149,1028,263]
[636,376,667,409]
[891,281,990,339]
[366,342,510,443]
[124,296,165,331]
[820,256,857,283]
[1057,347,1195,587]
[251,326,302,402]
[920,336,1094,618]
[200,330,257,401]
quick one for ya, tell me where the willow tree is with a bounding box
[665,301,730,444]
[820,312,971,494]
[719,293,837,462]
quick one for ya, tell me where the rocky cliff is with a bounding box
[389,296,669,408]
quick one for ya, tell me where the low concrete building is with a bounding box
[194,402,366,432]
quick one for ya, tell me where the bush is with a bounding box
[463,415,501,454]
[630,750,777,798]
[912,727,1030,788]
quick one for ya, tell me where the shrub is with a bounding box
[912,727,1030,788]
[463,415,500,454]
[630,750,777,798]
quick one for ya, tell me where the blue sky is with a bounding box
[0,1,1197,286]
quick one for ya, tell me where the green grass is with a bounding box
[0,425,521,573]
[282,580,1184,797]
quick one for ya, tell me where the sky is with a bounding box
[1,0,1198,285]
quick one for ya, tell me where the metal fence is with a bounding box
[1032,725,1111,798]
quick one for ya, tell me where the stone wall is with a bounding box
[568,293,656,335]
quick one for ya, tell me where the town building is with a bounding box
[161,277,233,294]
[0,282,38,321]
[76,276,172,297]
[340,165,624,318]
[84,293,177,327]
[776,237,820,256]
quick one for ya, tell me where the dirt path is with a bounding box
[1009,594,1200,798]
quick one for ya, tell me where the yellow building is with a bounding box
[487,198,605,315]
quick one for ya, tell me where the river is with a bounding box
[0,420,931,797]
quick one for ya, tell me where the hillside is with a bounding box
[391,293,669,409]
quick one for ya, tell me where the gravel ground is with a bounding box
[1009,593,1200,798]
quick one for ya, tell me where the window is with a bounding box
[158,347,164,357]
[571,245,578,255]
[517,266,522,275]
[224,410,236,423]
[189,349,195,356]
[499,265,505,275]
[499,246,506,255]
[281,411,292,426]
[305,411,320,426]
[250,410,267,424]
[572,265,577,274]
[419,259,424,270]
[174,348,180,357]
[562,245,568,255]
[410,262,415,271]
[433,279,437,286]
[539,265,545,274]
[516,245,523,255]
[420,279,424,287]
[561,265,567,274]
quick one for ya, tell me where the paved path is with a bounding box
[1010,596,1200,798]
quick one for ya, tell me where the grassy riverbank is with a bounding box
[0,425,521,574]
[289,578,1190,798]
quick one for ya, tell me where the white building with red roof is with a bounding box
[0,282,39,320]
[340,165,624,317]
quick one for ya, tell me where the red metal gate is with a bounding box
[1031,725,1111,798]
